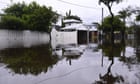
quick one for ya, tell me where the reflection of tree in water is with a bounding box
[65,55,81,65]
[93,59,124,84]
[101,39,125,58]
[134,26,140,62]
[93,39,125,84]
[119,27,140,70]
[0,44,59,75]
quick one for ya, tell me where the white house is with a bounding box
[51,19,98,49]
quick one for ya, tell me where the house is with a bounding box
[61,19,98,44]
[51,18,98,49]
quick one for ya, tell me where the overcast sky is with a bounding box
[0,0,140,23]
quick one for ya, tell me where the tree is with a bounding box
[99,0,123,17]
[118,8,131,25]
[125,7,140,23]
[98,0,123,41]
[101,16,125,33]
[0,15,26,30]
[135,8,140,21]
[1,1,59,32]
[25,5,58,32]
[118,7,132,38]
[4,2,26,18]
[130,7,140,22]
[62,10,82,27]
[64,10,82,21]
[136,15,140,21]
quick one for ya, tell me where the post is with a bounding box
[102,8,104,25]
[101,8,104,39]
[101,8,104,67]
[87,26,89,46]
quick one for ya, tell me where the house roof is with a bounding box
[61,24,97,31]
[63,19,81,23]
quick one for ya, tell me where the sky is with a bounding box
[0,0,140,24]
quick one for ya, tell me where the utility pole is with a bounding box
[101,8,104,38]
[101,8,104,67]
[102,8,104,25]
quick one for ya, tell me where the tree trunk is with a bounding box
[122,18,126,39]
[108,6,114,44]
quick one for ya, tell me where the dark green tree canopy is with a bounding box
[0,1,59,32]
[101,16,125,32]
[4,2,26,17]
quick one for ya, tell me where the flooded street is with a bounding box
[0,30,140,84]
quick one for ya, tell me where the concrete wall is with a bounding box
[51,28,77,49]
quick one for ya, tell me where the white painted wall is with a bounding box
[51,28,77,49]
[0,30,50,49]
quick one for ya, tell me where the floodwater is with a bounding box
[0,29,140,84]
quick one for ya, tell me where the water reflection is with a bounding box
[93,37,140,84]
[94,39,125,84]
[0,29,140,84]
[93,60,124,84]
[0,44,59,75]
[0,29,86,75]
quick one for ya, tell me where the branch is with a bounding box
[110,2,113,7]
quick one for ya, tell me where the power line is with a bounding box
[57,0,100,10]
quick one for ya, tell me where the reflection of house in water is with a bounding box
[51,43,85,65]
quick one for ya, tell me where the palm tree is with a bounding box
[118,8,131,24]
[135,8,140,21]
[118,8,131,38]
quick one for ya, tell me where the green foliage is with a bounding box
[118,9,131,20]
[101,16,125,32]
[64,15,82,21]
[118,8,131,24]
[102,41,124,57]
[0,1,59,32]
[136,15,140,21]
[4,2,26,17]
[98,0,124,40]
[128,7,140,22]
[64,10,82,21]
[127,26,134,34]
[1,15,26,30]
[61,10,82,27]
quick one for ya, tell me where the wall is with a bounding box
[51,28,77,49]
